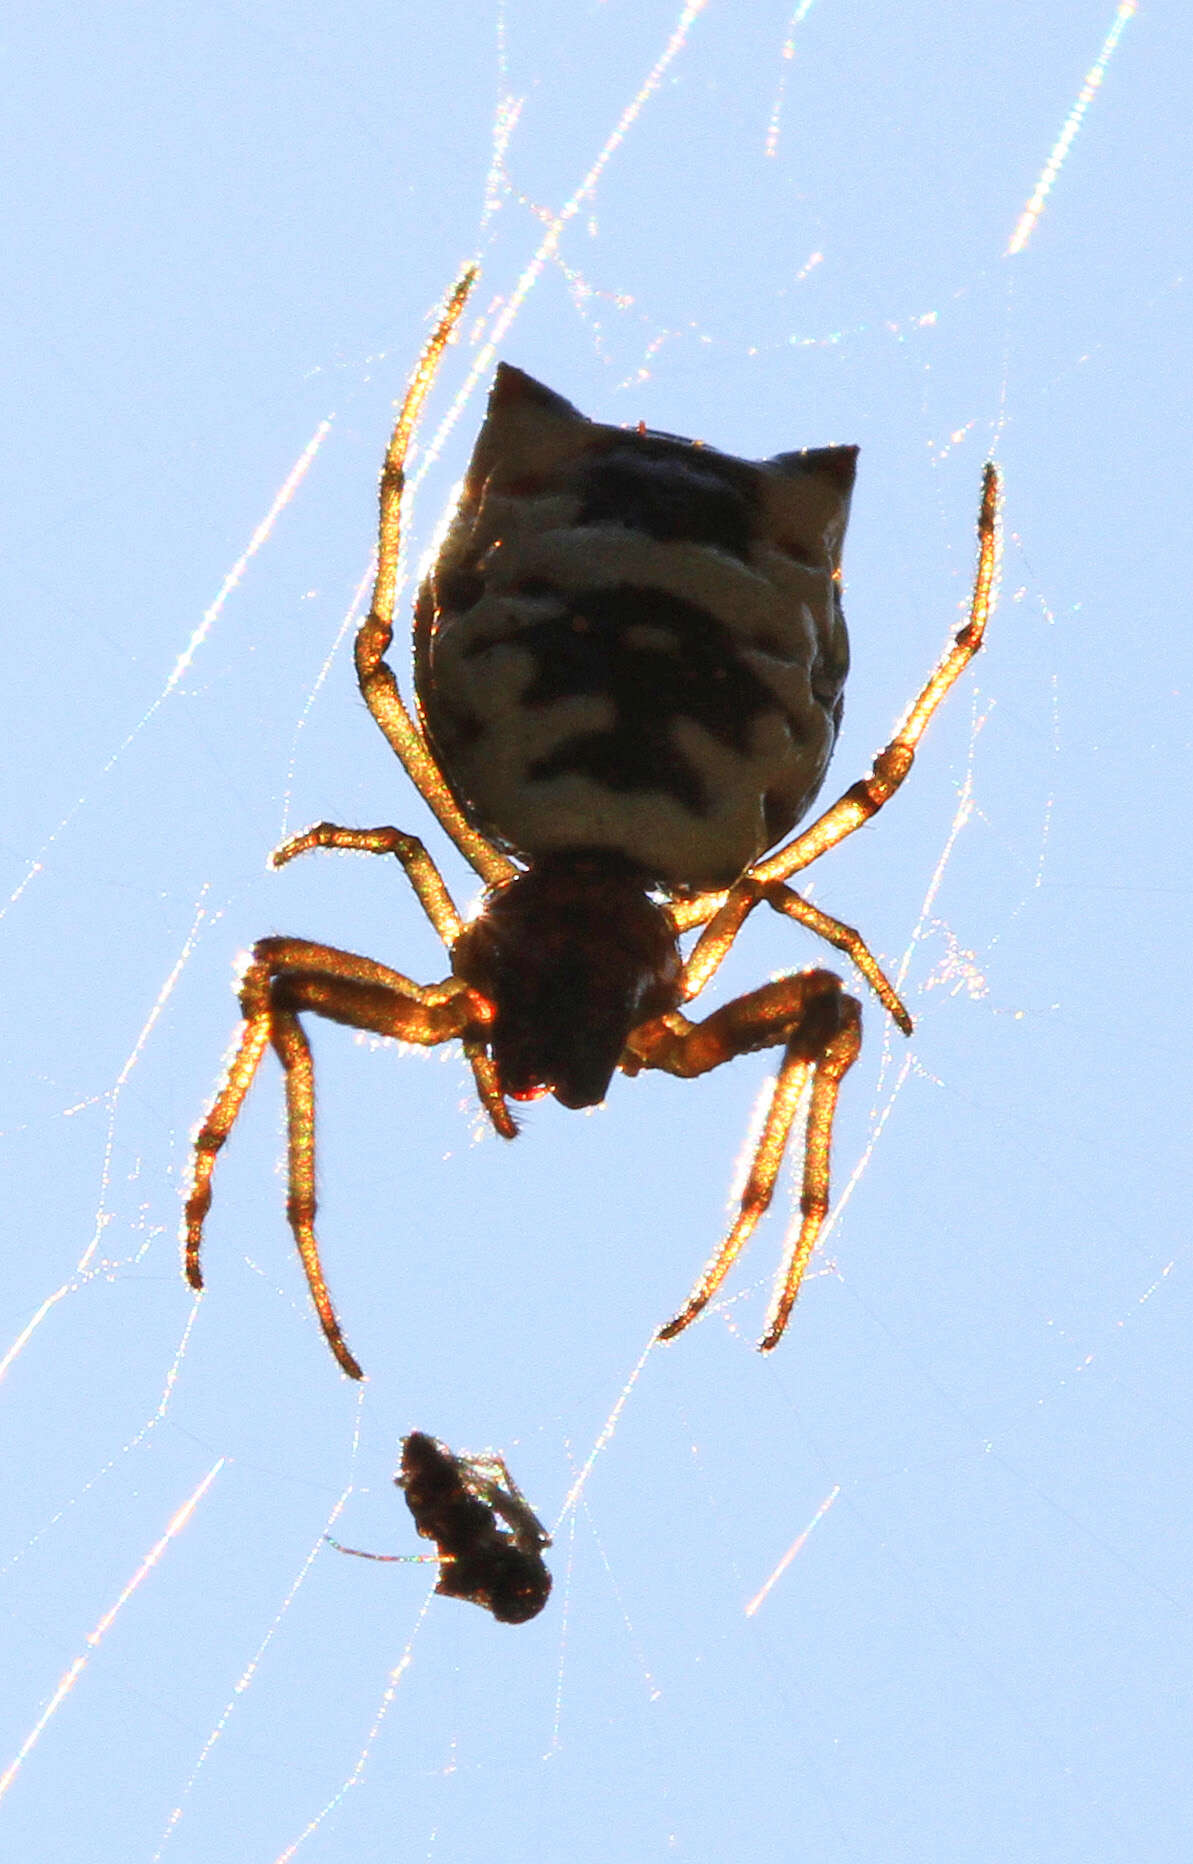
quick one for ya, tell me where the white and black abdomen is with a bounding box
[414,365,856,891]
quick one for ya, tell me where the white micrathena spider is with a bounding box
[185,268,999,1379]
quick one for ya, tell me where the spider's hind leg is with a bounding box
[353,268,516,891]
[751,461,1000,892]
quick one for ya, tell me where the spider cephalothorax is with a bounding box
[185,269,998,1378]
[451,852,682,1109]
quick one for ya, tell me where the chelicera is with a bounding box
[184,269,999,1379]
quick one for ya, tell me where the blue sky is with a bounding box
[1,3,1190,1859]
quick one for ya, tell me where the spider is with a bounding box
[329,1432,552,1625]
[184,267,999,1380]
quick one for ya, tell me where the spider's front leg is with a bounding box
[624,969,862,1350]
[184,937,494,1379]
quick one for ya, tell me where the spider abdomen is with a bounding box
[415,365,857,891]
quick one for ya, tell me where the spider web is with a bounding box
[2,3,1190,1859]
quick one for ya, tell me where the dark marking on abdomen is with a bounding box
[577,444,757,558]
[512,583,791,810]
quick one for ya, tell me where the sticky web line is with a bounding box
[0,889,214,1384]
[1006,1,1139,256]
[152,1398,366,1860]
[0,427,332,929]
[0,1461,225,1807]
[269,1593,435,1863]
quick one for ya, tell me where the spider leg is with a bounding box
[664,468,997,1037]
[274,822,465,948]
[353,268,516,890]
[184,936,494,1378]
[271,824,517,1138]
[676,877,909,1032]
[264,999,355,1372]
[461,1041,518,1140]
[758,993,861,1350]
[672,882,763,995]
[627,971,861,1349]
[184,1007,273,1301]
[766,886,910,1033]
[750,462,999,889]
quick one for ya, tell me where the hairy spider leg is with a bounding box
[669,463,999,1000]
[184,936,493,1377]
[624,969,861,1348]
[757,992,862,1349]
[752,461,1000,891]
[275,824,464,943]
[353,266,516,890]
[642,468,997,1347]
[677,877,910,1032]
[273,824,517,1138]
